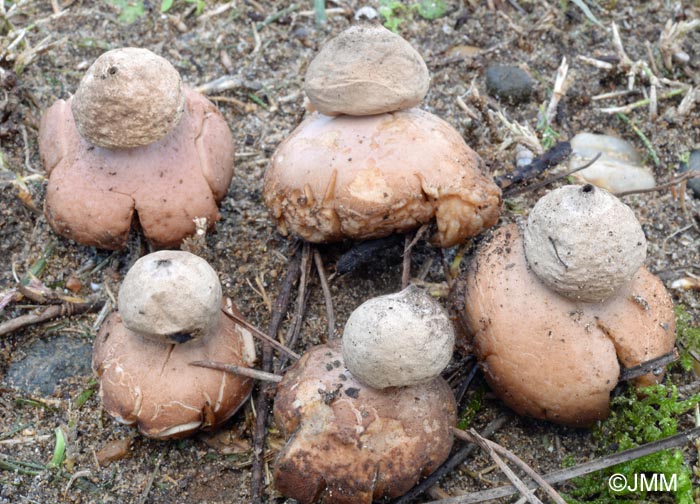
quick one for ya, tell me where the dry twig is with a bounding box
[276,242,312,372]
[659,19,700,71]
[427,426,700,503]
[455,431,542,504]
[492,110,542,154]
[402,224,431,289]
[221,307,300,360]
[618,349,679,382]
[543,57,570,126]
[0,300,104,337]
[454,428,566,504]
[504,153,602,197]
[137,452,163,504]
[314,248,335,341]
[250,244,302,503]
[402,234,412,290]
[190,361,283,383]
[615,171,700,197]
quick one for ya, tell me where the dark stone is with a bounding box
[485,64,535,104]
[679,150,700,198]
[6,335,93,396]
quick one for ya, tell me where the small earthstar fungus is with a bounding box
[264,25,501,248]
[39,47,235,250]
[272,341,457,503]
[93,250,255,439]
[456,184,676,426]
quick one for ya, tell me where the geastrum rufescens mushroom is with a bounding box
[93,250,255,439]
[455,185,676,426]
[273,341,457,504]
[39,47,235,250]
[272,287,457,503]
[264,25,501,248]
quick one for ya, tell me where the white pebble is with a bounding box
[569,133,656,192]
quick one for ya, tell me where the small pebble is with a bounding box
[568,132,656,193]
[446,45,481,59]
[65,275,82,293]
[679,149,700,198]
[96,438,132,467]
[6,335,92,396]
[292,27,310,41]
[354,6,378,20]
[515,144,535,169]
[485,64,534,104]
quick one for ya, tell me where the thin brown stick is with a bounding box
[313,248,335,341]
[251,243,302,504]
[276,242,312,372]
[439,249,452,286]
[455,429,566,504]
[221,308,300,360]
[393,415,509,504]
[137,452,163,504]
[0,300,104,337]
[615,171,700,197]
[426,426,700,504]
[428,486,452,499]
[400,223,430,289]
[190,360,282,382]
[455,428,543,504]
[504,153,602,197]
[402,234,412,290]
[618,348,679,382]
[407,223,430,251]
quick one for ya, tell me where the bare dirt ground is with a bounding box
[1,0,700,503]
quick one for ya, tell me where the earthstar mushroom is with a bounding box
[273,341,457,503]
[523,183,647,302]
[93,251,255,439]
[117,250,222,343]
[264,25,501,247]
[457,185,676,426]
[71,47,185,149]
[39,47,235,250]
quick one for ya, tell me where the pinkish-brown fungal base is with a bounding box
[39,88,234,250]
[273,341,457,504]
[460,223,676,427]
[92,302,255,439]
[263,109,502,248]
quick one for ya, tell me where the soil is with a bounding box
[1,0,700,503]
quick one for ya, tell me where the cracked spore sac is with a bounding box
[6,335,92,395]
